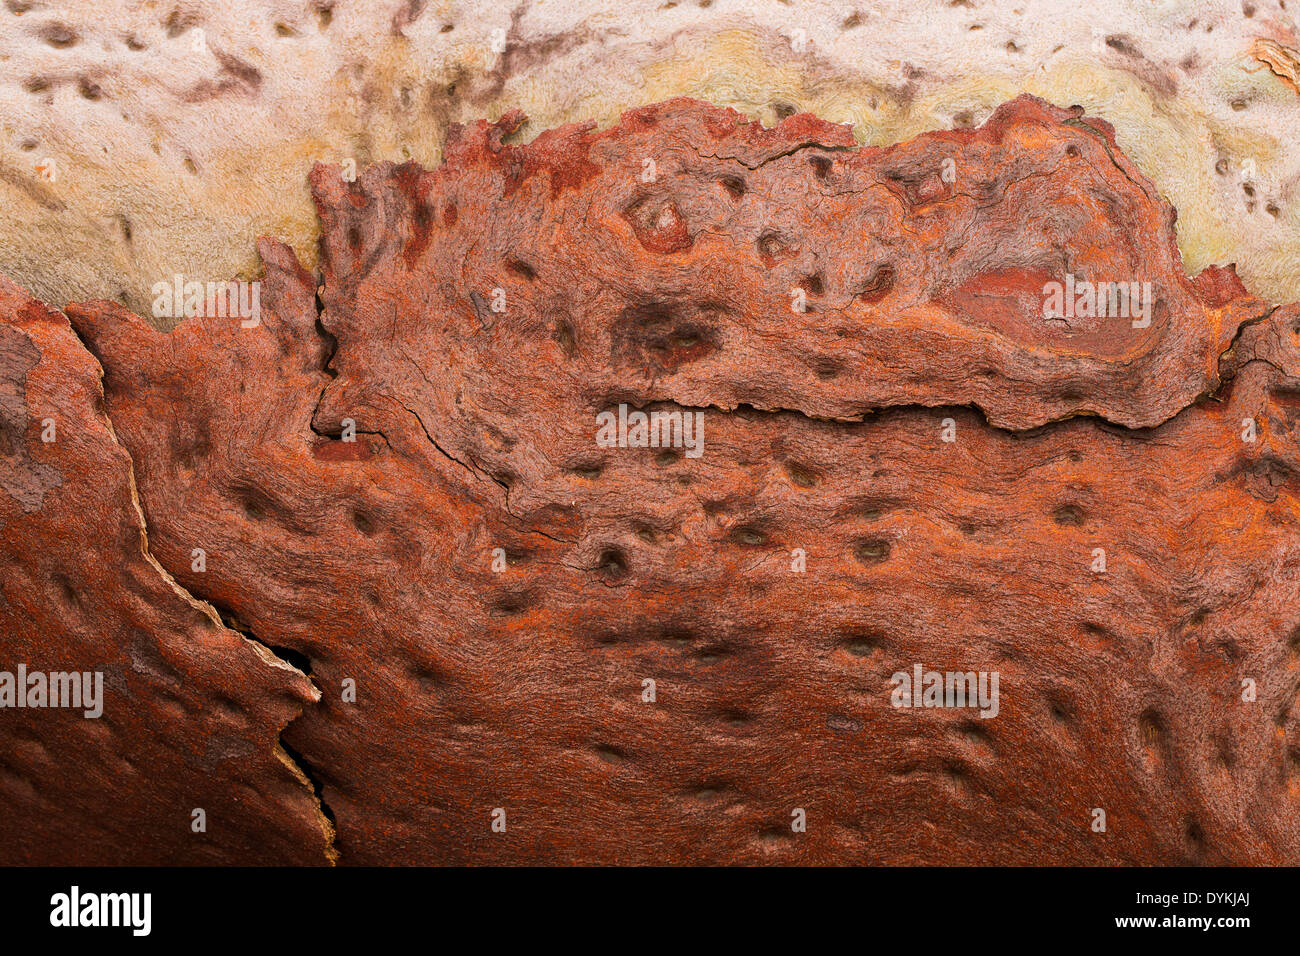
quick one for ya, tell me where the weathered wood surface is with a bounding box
[4,96,1299,864]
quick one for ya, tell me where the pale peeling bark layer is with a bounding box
[3,96,1299,864]
[3,0,1299,317]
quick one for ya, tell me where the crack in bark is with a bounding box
[698,138,860,171]
[615,301,1279,437]
[65,311,341,867]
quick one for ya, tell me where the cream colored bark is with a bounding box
[0,0,1296,324]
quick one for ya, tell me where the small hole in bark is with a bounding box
[555,321,576,355]
[39,22,79,47]
[809,155,833,178]
[493,590,531,615]
[51,573,80,608]
[597,548,628,579]
[407,661,443,690]
[352,511,375,535]
[655,449,680,466]
[1066,144,1080,157]
[718,707,751,727]
[1138,709,1164,746]
[719,175,746,199]
[732,526,767,546]
[841,634,881,657]
[1104,34,1140,55]
[1052,504,1085,526]
[505,257,536,281]
[801,273,824,296]
[854,539,891,563]
[1046,692,1074,724]
[163,9,195,37]
[786,462,818,487]
[855,501,888,520]
[660,628,693,647]
[593,744,627,764]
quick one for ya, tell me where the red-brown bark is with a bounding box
[4,95,1299,864]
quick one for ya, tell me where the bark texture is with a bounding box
[4,95,1300,864]
[0,276,333,864]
